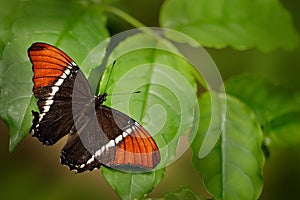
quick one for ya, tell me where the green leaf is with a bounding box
[160,186,203,200]
[192,92,264,200]
[144,186,204,200]
[225,74,300,147]
[0,1,19,54]
[0,0,109,151]
[191,91,226,158]
[225,74,300,124]
[160,0,299,51]
[268,112,300,148]
[102,167,165,200]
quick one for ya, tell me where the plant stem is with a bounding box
[102,6,147,29]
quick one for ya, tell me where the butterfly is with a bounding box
[28,42,160,173]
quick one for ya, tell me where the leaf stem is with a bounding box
[102,5,147,28]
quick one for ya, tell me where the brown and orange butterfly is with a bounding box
[28,42,160,173]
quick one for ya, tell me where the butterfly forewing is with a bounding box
[29,43,80,145]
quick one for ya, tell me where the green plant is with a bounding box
[0,0,299,199]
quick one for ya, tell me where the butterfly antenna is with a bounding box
[103,60,116,94]
[107,91,141,96]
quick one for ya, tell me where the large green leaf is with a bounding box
[0,0,109,151]
[160,0,299,51]
[225,74,300,147]
[225,74,299,123]
[192,92,264,200]
[191,91,226,158]
[102,167,165,200]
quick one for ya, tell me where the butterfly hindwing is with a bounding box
[94,106,160,171]
[60,105,160,172]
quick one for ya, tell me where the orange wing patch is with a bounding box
[28,43,74,93]
[114,124,160,170]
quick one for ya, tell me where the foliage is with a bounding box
[144,186,205,200]
[192,92,264,200]
[0,0,299,199]
[160,0,299,51]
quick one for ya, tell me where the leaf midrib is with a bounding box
[138,44,160,123]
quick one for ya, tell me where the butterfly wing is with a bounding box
[60,110,105,172]
[28,42,93,145]
[61,105,160,172]
[97,106,160,170]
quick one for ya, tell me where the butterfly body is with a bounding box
[28,42,160,173]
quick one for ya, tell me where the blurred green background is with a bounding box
[1,0,300,199]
